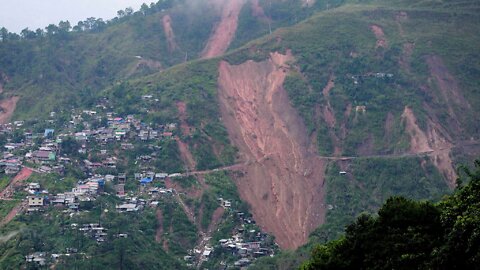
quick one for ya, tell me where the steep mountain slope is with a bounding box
[0,0,479,268]
[0,0,330,121]
[218,52,326,248]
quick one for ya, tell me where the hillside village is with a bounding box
[0,96,277,269]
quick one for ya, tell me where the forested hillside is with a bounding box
[0,0,479,269]
[300,160,480,270]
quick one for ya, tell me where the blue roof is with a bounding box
[44,129,54,137]
[140,177,153,184]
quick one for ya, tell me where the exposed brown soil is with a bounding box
[399,42,415,73]
[395,11,408,36]
[208,207,225,234]
[176,138,197,171]
[426,55,471,128]
[155,209,164,243]
[176,101,193,136]
[175,101,198,171]
[402,107,433,153]
[217,51,326,249]
[370,24,388,49]
[202,0,246,59]
[0,96,19,124]
[358,135,375,156]
[0,201,26,226]
[251,0,267,19]
[321,76,343,155]
[401,107,457,186]
[384,112,394,140]
[162,15,178,52]
[0,167,32,199]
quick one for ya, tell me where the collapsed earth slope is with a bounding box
[218,51,326,249]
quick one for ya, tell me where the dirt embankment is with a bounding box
[0,96,19,124]
[162,15,178,52]
[370,24,388,49]
[251,0,267,19]
[320,76,345,155]
[0,167,32,199]
[176,101,193,136]
[399,42,415,73]
[175,101,197,171]
[202,0,246,59]
[426,55,470,131]
[218,51,326,249]
[401,107,457,186]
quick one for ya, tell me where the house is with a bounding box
[155,173,168,180]
[118,173,127,183]
[234,258,251,267]
[139,177,153,185]
[44,129,55,138]
[115,184,125,197]
[28,196,44,207]
[25,252,46,266]
[223,200,232,208]
[139,130,149,141]
[116,203,139,212]
[27,183,41,194]
[32,150,56,163]
[355,106,366,113]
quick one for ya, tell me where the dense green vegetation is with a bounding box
[313,157,449,241]
[0,0,479,268]
[300,160,480,270]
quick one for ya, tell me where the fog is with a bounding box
[0,0,151,33]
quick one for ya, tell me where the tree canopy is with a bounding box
[300,160,480,270]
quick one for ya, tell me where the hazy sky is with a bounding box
[0,0,150,33]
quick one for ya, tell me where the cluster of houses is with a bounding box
[188,202,276,268]
[26,176,105,212]
[76,223,109,243]
[4,100,279,269]
[0,105,181,180]
[350,72,394,85]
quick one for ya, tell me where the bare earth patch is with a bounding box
[426,55,471,127]
[321,76,343,155]
[0,96,19,124]
[251,0,267,18]
[162,15,178,52]
[218,51,326,249]
[402,107,457,186]
[370,24,388,49]
[0,167,32,199]
[202,0,246,59]
[399,42,415,73]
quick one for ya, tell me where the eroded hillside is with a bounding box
[218,52,326,249]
